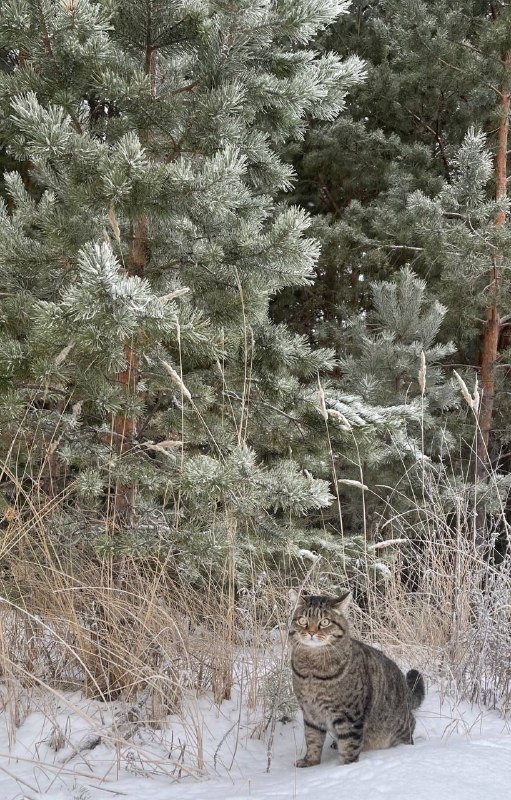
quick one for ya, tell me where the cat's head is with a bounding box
[288,590,351,649]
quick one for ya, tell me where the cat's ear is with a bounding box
[288,589,303,608]
[331,591,352,615]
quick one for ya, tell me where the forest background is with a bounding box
[0,0,510,728]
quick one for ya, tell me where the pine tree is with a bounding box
[405,129,511,522]
[0,0,374,586]
[272,0,487,339]
[317,266,458,537]
[274,0,511,536]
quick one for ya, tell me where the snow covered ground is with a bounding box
[0,679,509,800]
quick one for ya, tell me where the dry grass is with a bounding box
[0,384,510,786]
[0,474,509,734]
[356,462,511,717]
[0,487,298,777]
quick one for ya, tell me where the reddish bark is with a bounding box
[112,343,139,523]
[111,217,148,525]
[478,304,501,473]
[111,10,153,524]
[476,50,511,478]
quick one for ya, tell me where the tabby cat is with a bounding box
[289,590,425,767]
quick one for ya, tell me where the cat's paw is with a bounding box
[295,758,320,768]
[339,755,359,766]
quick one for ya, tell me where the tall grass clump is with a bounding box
[349,356,511,718]
[2,448,510,726]
[360,468,511,717]
[0,386,510,788]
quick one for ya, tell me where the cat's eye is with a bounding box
[297,616,307,626]
[319,619,331,628]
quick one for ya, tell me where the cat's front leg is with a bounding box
[295,719,327,767]
[332,715,364,765]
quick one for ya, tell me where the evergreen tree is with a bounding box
[405,129,511,509]
[318,266,458,537]
[0,0,375,585]
[272,0,487,338]
[274,0,511,535]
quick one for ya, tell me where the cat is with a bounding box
[288,590,425,767]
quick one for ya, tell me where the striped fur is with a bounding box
[289,591,425,767]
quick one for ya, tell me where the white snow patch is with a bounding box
[0,683,509,800]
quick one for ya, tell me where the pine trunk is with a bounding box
[111,216,148,526]
[476,49,511,480]
[111,17,154,526]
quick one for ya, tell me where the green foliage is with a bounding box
[274,0,511,534]
[339,268,456,409]
[0,0,375,586]
[5,0,508,586]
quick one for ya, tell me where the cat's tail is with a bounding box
[406,669,425,710]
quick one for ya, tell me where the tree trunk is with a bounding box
[112,342,139,524]
[111,214,149,527]
[111,13,154,526]
[476,49,511,480]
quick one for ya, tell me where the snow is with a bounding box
[1,679,510,800]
